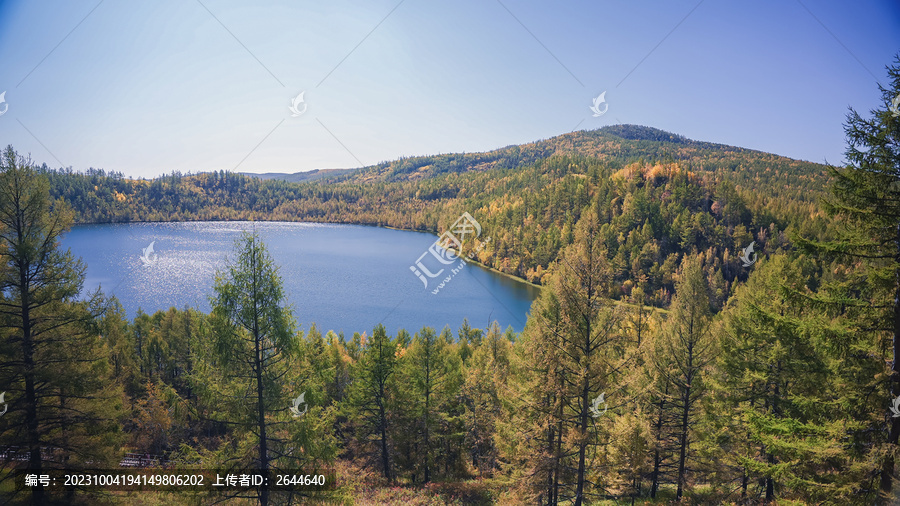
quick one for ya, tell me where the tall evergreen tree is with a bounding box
[650,255,714,501]
[398,326,462,483]
[346,323,398,481]
[797,55,900,498]
[461,322,511,476]
[510,212,626,505]
[202,231,299,506]
[713,254,843,501]
[0,146,123,504]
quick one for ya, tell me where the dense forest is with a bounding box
[0,59,898,505]
[41,123,829,306]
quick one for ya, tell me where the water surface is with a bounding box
[62,221,540,336]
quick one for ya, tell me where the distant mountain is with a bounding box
[41,124,831,298]
[240,168,355,183]
[331,125,824,203]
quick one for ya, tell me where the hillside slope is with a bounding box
[42,125,831,306]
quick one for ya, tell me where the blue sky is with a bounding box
[0,0,897,178]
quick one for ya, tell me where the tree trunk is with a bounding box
[379,399,391,481]
[252,245,269,506]
[880,222,900,494]
[553,418,562,506]
[651,383,668,498]
[255,336,269,506]
[546,419,556,506]
[20,263,44,504]
[676,386,690,501]
[574,270,595,506]
[676,355,694,502]
[573,378,590,506]
[766,368,780,502]
[424,355,431,484]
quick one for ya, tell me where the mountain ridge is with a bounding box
[239,124,815,187]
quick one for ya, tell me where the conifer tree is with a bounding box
[461,322,511,475]
[346,323,397,480]
[797,55,900,498]
[650,255,714,501]
[202,231,299,506]
[0,146,123,503]
[510,212,625,505]
[399,326,462,483]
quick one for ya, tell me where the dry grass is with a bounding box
[332,460,501,506]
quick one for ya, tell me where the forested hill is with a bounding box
[239,167,355,183]
[246,124,825,203]
[41,125,831,306]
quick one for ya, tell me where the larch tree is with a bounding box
[650,254,714,501]
[0,146,123,504]
[461,321,511,476]
[346,323,398,481]
[202,231,299,506]
[512,212,626,505]
[399,326,461,483]
[796,55,900,499]
[712,254,840,501]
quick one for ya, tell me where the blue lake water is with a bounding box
[61,221,540,336]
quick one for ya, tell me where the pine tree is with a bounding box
[346,323,398,480]
[650,255,714,501]
[511,212,626,505]
[202,231,299,506]
[0,146,123,503]
[796,55,900,498]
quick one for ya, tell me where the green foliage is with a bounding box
[504,214,631,505]
[1,67,896,503]
[42,126,829,308]
[194,232,335,504]
[710,254,864,503]
[647,255,716,501]
[0,146,124,504]
[344,323,399,480]
[394,326,464,484]
[794,54,900,502]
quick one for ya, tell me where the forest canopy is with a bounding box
[1,53,899,503]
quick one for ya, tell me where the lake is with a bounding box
[61,221,541,336]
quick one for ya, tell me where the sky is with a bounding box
[0,0,897,178]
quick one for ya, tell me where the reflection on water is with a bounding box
[62,221,540,335]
